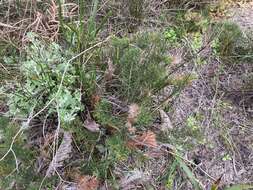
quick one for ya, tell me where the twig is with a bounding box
[155,0,170,9]
[0,22,22,29]
[39,104,61,190]
[0,62,10,73]
[0,127,23,165]
[0,108,35,167]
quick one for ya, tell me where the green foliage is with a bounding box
[164,113,205,151]
[60,0,103,53]
[164,28,179,43]
[165,160,178,189]
[94,98,123,128]
[186,115,200,131]
[111,32,170,103]
[222,154,232,161]
[176,157,202,190]
[135,101,154,127]
[106,134,130,161]
[191,32,203,53]
[164,0,209,9]
[2,0,252,189]
[0,117,34,175]
[2,19,179,189]
[164,10,209,54]
[0,43,20,84]
[128,0,144,20]
[6,33,83,123]
[224,184,253,190]
[213,22,242,56]
[169,10,210,37]
[0,117,48,189]
[211,37,220,55]
[1,167,57,190]
[211,22,253,64]
[81,134,130,180]
[185,114,205,145]
[82,32,176,181]
[127,0,144,32]
[67,119,99,149]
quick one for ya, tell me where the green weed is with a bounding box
[110,32,170,102]
[211,21,253,64]
[6,33,82,123]
[214,22,242,57]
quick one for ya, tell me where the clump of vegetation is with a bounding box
[212,21,253,63]
[1,26,179,188]
[6,33,82,123]
[213,22,242,56]
[0,117,54,189]
[1,0,253,189]
[110,33,170,102]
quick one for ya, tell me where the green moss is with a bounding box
[135,101,154,127]
[0,117,50,189]
[0,118,35,175]
[106,134,130,161]
[66,119,100,151]
[81,133,130,180]
[94,98,124,128]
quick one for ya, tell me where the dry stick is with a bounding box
[0,108,35,169]
[205,60,221,129]
[155,0,170,9]
[11,149,19,172]
[39,104,62,190]
[0,127,23,164]
[0,22,22,29]
[0,62,10,73]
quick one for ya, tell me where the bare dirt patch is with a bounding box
[167,3,253,188]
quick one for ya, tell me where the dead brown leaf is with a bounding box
[119,169,150,189]
[104,59,115,81]
[127,104,140,123]
[77,175,99,190]
[84,112,100,132]
[159,110,173,131]
[171,54,182,66]
[126,103,140,132]
[84,118,100,132]
[91,94,101,108]
[127,130,157,149]
[46,131,72,177]
[144,148,165,158]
